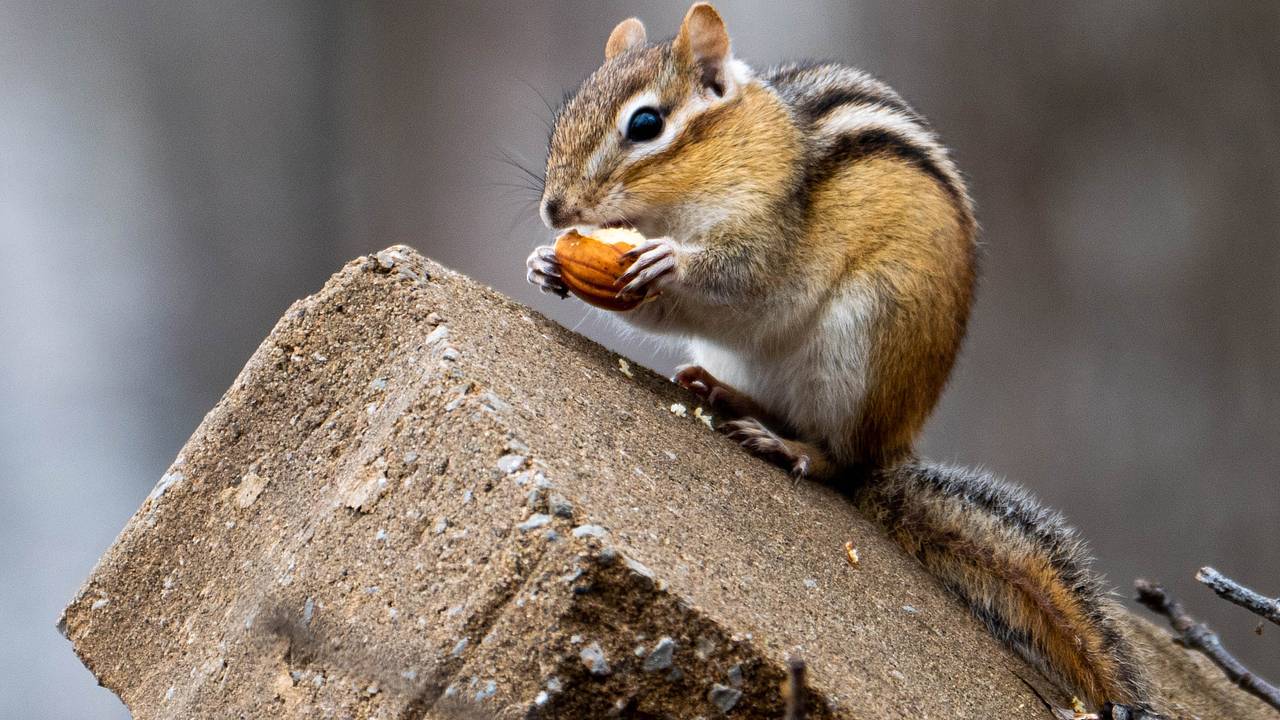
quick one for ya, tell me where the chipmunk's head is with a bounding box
[541,4,791,238]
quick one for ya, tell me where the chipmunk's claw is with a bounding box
[791,455,810,480]
[722,417,811,479]
[618,238,677,297]
[673,364,712,395]
[673,364,730,406]
[526,245,567,297]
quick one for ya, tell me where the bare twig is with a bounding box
[784,656,806,720]
[1197,566,1280,627]
[1135,579,1280,712]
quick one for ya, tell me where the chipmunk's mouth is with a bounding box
[574,215,637,234]
[600,214,663,239]
[578,206,655,236]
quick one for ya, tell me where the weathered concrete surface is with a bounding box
[61,247,1273,719]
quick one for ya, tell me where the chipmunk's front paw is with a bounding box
[618,237,678,297]
[526,244,567,298]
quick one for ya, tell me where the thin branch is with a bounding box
[1135,579,1280,712]
[784,656,807,720]
[1197,566,1280,627]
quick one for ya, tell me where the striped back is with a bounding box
[767,62,972,216]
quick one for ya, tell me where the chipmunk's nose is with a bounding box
[540,195,578,229]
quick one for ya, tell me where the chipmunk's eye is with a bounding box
[625,107,663,142]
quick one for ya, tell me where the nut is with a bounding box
[554,229,646,311]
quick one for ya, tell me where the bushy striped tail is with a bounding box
[853,461,1152,709]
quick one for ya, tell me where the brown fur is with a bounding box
[806,155,975,465]
[859,464,1152,707]
[536,5,1155,713]
[553,55,975,466]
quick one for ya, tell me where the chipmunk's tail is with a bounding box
[853,461,1152,710]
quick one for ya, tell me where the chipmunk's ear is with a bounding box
[605,18,646,60]
[674,3,731,96]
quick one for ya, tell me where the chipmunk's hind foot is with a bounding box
[674,364,773,422]
[721,417,833,481]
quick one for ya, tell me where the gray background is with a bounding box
[2,1,1277,716]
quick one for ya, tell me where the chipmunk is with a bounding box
[525,5,1160,717]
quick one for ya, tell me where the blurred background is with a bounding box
[2,1,1277,716]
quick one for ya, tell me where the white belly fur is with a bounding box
[688,285,877,450]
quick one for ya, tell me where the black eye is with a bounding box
[625,107,663,142]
